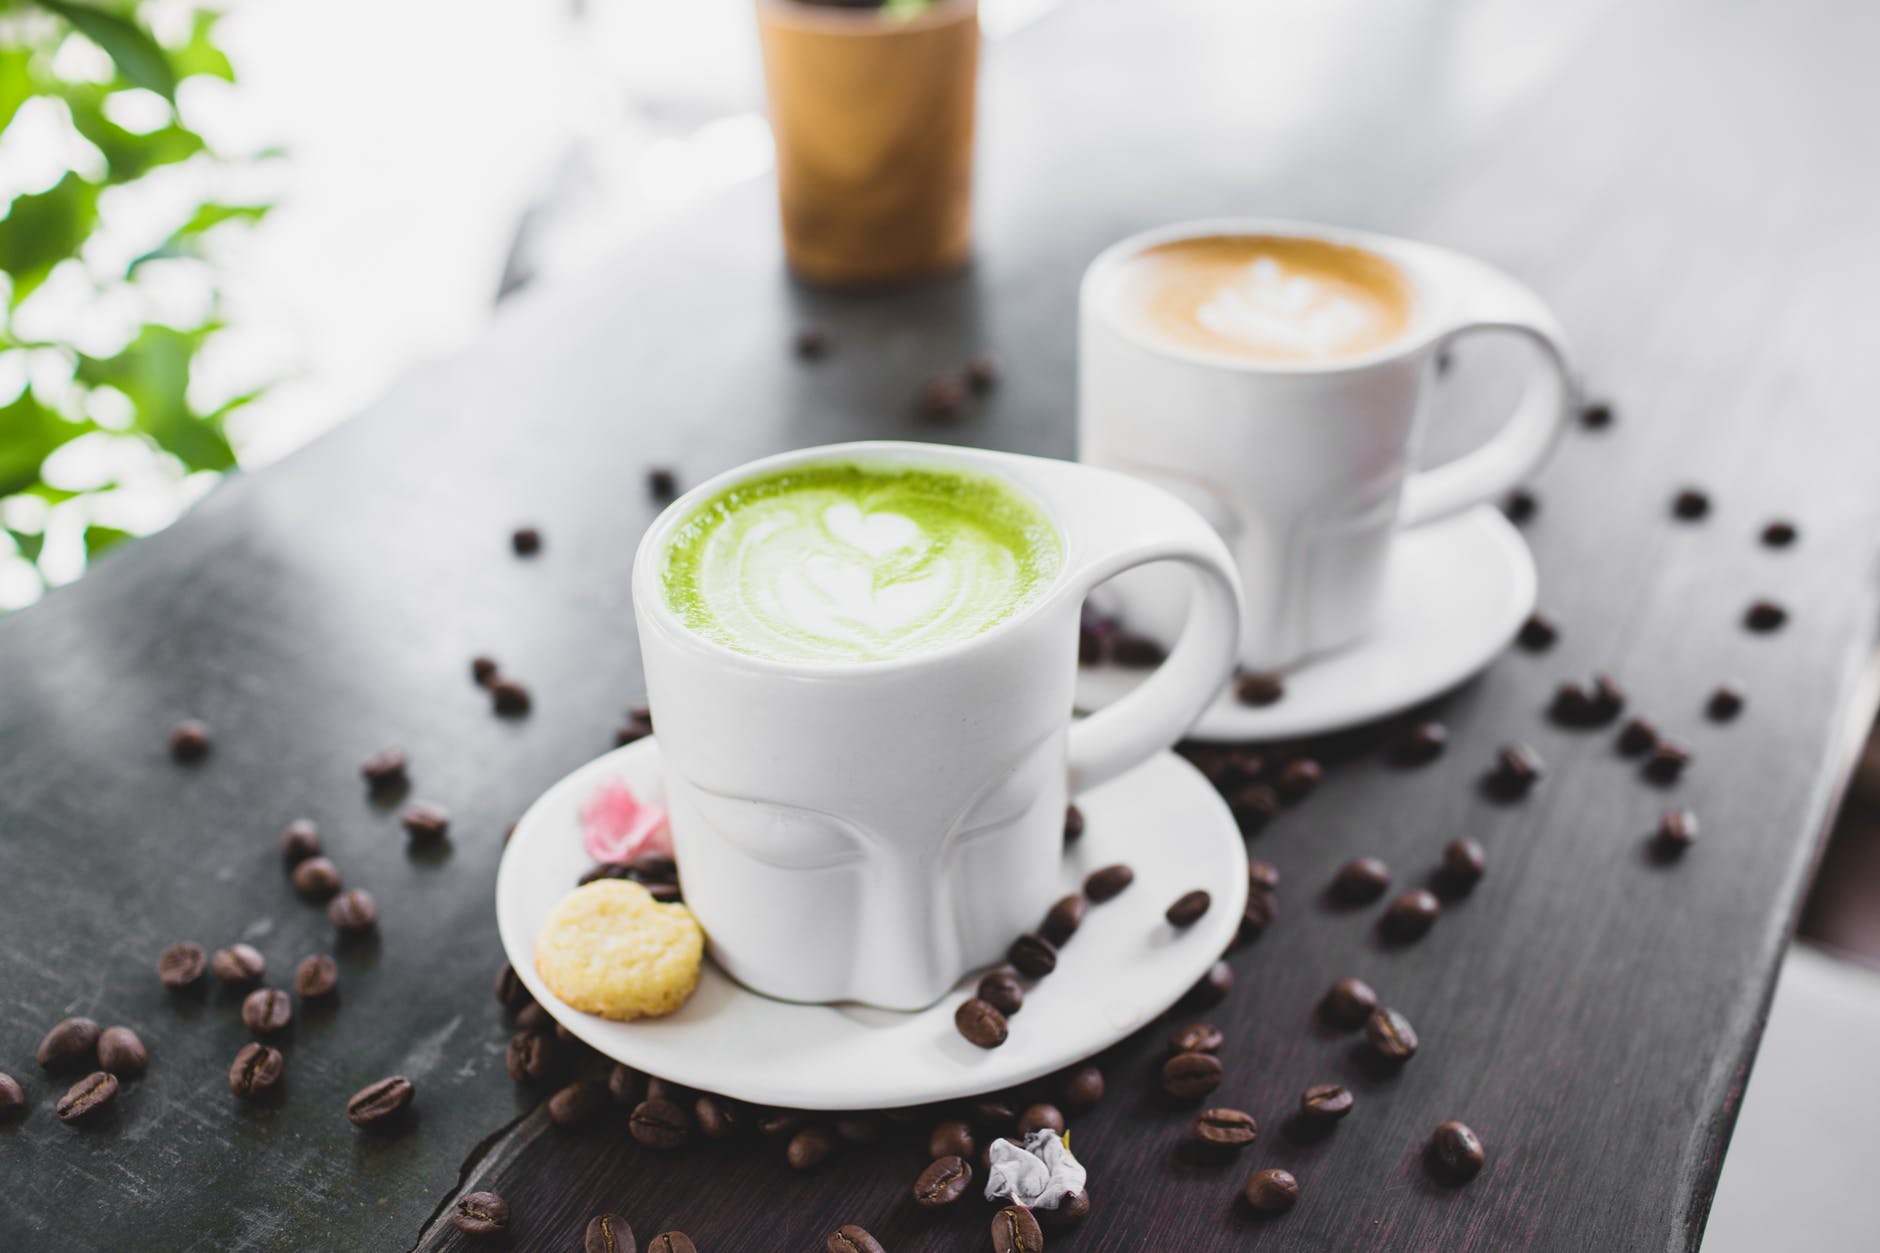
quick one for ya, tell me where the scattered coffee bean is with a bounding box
[291,855,342,899]
[452,1191,509,1237]
[930,1119,976,1159]
[1019,1103,1065,1135]
[280,819,322,863]
[970,1100,1018,1131]
[629,1097,690,1149]
[492,679,532,716]
[1382,889,1441,941]
[606,1063,646,1107]
[493,962,527,1010]
[96,1027,147,1077]
[647,467,680,500]
[1161,1050,1224,1100]
[827,1224,885,1253]
[1618,717,1658,756]
[1398,720,1448,764]
[1761,520,1798,547]
[695,1094,743,1140]
[1111,632,1166,668]
[1275,757,1322,802]
[1045,1191,1090,1231]
[1441,838,1487,888]
[1501,488,1537,523]
[1077,621,1108,665]
[401,803,450,843]
[361,748,408,791]
[511,526,542,555]
[1248,859,1280,892]
[1235,893,1276,946]
[955,997,1009,1049]
[914,1154,974,1206]
[1194,1107,1258,1148]
[56,1071,118,1124]
[470,656,499,686]
[1008,933,1058,979]
[1330,857,1391,903]
[1320,977,1378,1030]
[1580,400,1614,428]
[1235,672,1284,707]
[616,710,654,746]
[347,1075,414,1129]
[550,1079,606,1129]
[978,969,1025,1016]
[1708,685,1745,720]
[329,888,378,935]
[1062,1065,1104,1111]
[1184,960,1234,1009]
[794,325,830,359]
[1517,613,1557,650]
[1063,804,1084,843]
[1365,1007,1419,1062]
[1592,673,1626,720]
[37,1017,101,1070]
[1084,863,1134,902]
[1672,488,1710,520]
[1657,808,1699,851]
[506,1031,556,1082]
[1231,782,1280,831]
[1039,894,1086,946]
[1645,739,1691,783]
[295,955,339,999]
[1300,1083,1354,1121]
[1429,1120,1486,1181]
[1165,889,1211,927]
[1244,1168,1299,1215]
[786,1123,837,1170]
[515,1002,552,1034]
[965,353,1001,393]
[1744,600,1787,632]
[756,1109,807,1139]
[0,1073,25,1121]
[1549,681,1598,726]
[168,719,212,762]
[158,941,207,991]
[991,1204,1044,1253]
[1170,1023,1224,1054]
[229,1043,284,1099]
[212,943,267,987]
[1491,743,1544,795]
[648,1235,696,1253]
[585,1213,636,1253]
[918,373,967,419]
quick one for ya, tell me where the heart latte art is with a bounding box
[661,461,1061,664]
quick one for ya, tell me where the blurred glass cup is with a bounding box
[756,0,979,285]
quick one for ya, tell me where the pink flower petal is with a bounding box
[580,778,672,864]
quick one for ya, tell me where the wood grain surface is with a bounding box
[4,0,1879,1249]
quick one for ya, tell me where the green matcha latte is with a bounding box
[661,460,1062,665]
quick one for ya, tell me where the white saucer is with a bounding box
[1078,505,1536,742]
[495,737,1247,1110]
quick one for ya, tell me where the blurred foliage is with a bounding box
[0,0,269,600]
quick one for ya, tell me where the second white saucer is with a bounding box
[1077,505,1535,742]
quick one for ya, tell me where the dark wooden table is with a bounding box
[5,0,1879,1248]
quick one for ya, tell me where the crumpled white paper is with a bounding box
[984,1127,1088,1209]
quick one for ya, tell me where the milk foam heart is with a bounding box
[660,460,1062,664]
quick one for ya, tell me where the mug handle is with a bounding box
[1398,258,1579,527]
[1017,458,1244,793]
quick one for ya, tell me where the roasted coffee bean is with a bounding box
[685,1093,738,1139]
[1235,893,1276,946]
[1161,1050,1224,1100]
[647,1235,696,1253]
[918,373,967,419]
[578,863,629,886]
[549,1079,606,1128]
[644,881,683,904]
[1592,673,1626,720]
[1063,804,1085,843]
[1008,932,1058,978]
[607,1063,646,1106]
[1083,863,1134,902]
[615,717,653,747]
[96,1027,147,1077]
[1708,685,1745,720]
[158,941,207,991]
[291,856,342,899]
[991,1205,1044,1253]
[1039,894,1086,946]
[585,1213,636,1253]
[978,969,1025,1015]
[1078,621,1107,665]
[1382,889,1441,941]
[929,1119,976,1159]
[971,1099,1018,1131]
[1365,1007,1419,1062]
[629,1097,690,1149]
[1320,977,1378,1029]
[965,353,1001,393]
[1645,740,1692,783]
[1398,720,1448,764]
[914,1153,974,1206]
[295,955,339,999]
[56,1071,118,1123]
[511,526,542,555]
[1235,672,1284,707]
[955,997,1009,1049]
[491,680,532,716]
[1231,782,1280,832]
[793,325,830,359]
[1244,1168,1299,1215]
[1170,1022,1224,1054]
[515,1001,552,1033]
[1440,838,1487,890]
[1744,599,1787,632]
[1330,857,1391,903]
[401,803,450,843]
[1501,487,1537,523]
[347,1075,414,1129]
[1619,717,1658,756]
[1019,1103,1065,1135]
[1061,1064,1104,1111]
[506,1031,555,1082]
[1184,961,1234,1009]
[756,1109,807,1139]
[1300,1083,1354,1120]
[1762,520,1798,547]
[1580,399,1614,428]
[1672,488,1710,520]
[37,1017,101,1070]
[625,851,679,884]
[1111,632,1166,668]
[228,1043,284,1099]
[1248,859,1280,892]
[328,889,378,935]
[834,1112,882,1144]
[1492,743,1544,794]
[1165,889,1211,927]
[1044,1191,1090,1231]
[361,747,408,791]
[786,1123,837,1170]
[1517,613,1558,650]
[471,656,500,686]
[168,719,212,762]
[647,467,680,500]
[1429,1120,1486,1180]
[212,944,266,987]
[452,1191,509,1237]
[0,1072,25,1120]
[1549,681,1597,726]
[827,1224,884,1253]
[1275,757,1322,802]
[280,819,322,863]
[1657,808,1699,850]
[493,962,527,1010]
[1194,1106,1257,1148]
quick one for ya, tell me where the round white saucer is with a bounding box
[1078,505,1535,742]
[495,737,1247,1110]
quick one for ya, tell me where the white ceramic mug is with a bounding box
[632,441,1241,1010]
[1079,218,1577,671]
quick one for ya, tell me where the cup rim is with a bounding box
[632,441,1072,678]
[1082,216,1452,375]
[754,0,978,36]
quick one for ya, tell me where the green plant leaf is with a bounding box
[65,91,202,183]
[0,387,97,496]
[33,0,179,102]
[171,11,234,83]
[8,528,47,564]
[77,324,236,472]
[1,48,33,135]
[82,523,134,556]
[127,201,270,274]
[0,172,99,307]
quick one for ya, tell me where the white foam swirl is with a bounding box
[1195,257,1379,358]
